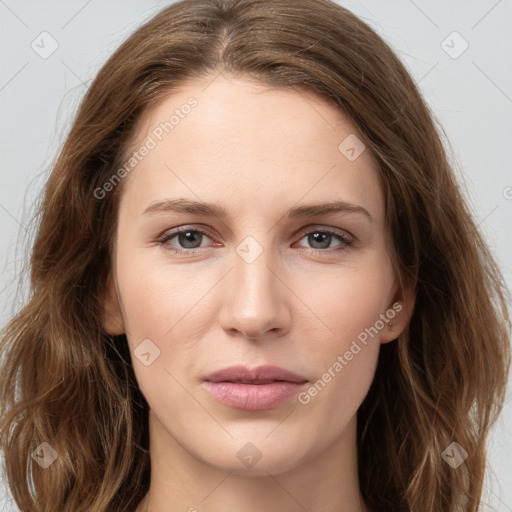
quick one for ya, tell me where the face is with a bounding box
[102,74,412,476]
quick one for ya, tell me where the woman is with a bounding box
[0,0,510,511]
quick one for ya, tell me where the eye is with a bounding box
[156,225,355,255]
[294,228,354,254]
[157,227,214,254]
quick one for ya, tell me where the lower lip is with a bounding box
[203,381,306,410]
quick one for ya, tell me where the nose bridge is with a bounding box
[220,232,288,338]
[233,233,280,308]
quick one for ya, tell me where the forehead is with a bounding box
[119,74,384,222]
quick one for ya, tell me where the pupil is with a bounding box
[310,232,330,249]
[180,231,200,248]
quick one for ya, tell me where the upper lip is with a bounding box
[203,365,307,384]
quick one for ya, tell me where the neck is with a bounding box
[137,413,369,512]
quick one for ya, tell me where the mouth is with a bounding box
[202,365,308,411]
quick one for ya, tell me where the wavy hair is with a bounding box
[1,0,510,510]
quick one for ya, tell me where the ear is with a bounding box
[100,274,125,335]
[380,275,415,344]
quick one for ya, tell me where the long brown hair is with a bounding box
[1,1,510,510]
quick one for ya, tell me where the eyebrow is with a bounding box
[142,198,373,222]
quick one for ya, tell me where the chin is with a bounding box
[191,433,312,476]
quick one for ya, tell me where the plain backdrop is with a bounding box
[1,0,511,510]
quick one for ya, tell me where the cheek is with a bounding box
[294,258,393,412]
[115,252,211,340]
[114,253,218,403]
[297,259,394,350]
[295,340,379,449]
[295,285,387,434]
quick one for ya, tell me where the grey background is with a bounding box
[1,0,511,510]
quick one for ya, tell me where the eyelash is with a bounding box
[156,225,355,256]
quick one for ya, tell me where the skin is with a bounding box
[101,73,414,512]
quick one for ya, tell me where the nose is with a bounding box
[218,239,291,342]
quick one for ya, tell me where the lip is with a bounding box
[202,365,308,411]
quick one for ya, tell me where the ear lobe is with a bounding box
[380,278,416,344]
[100,275,125,335]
